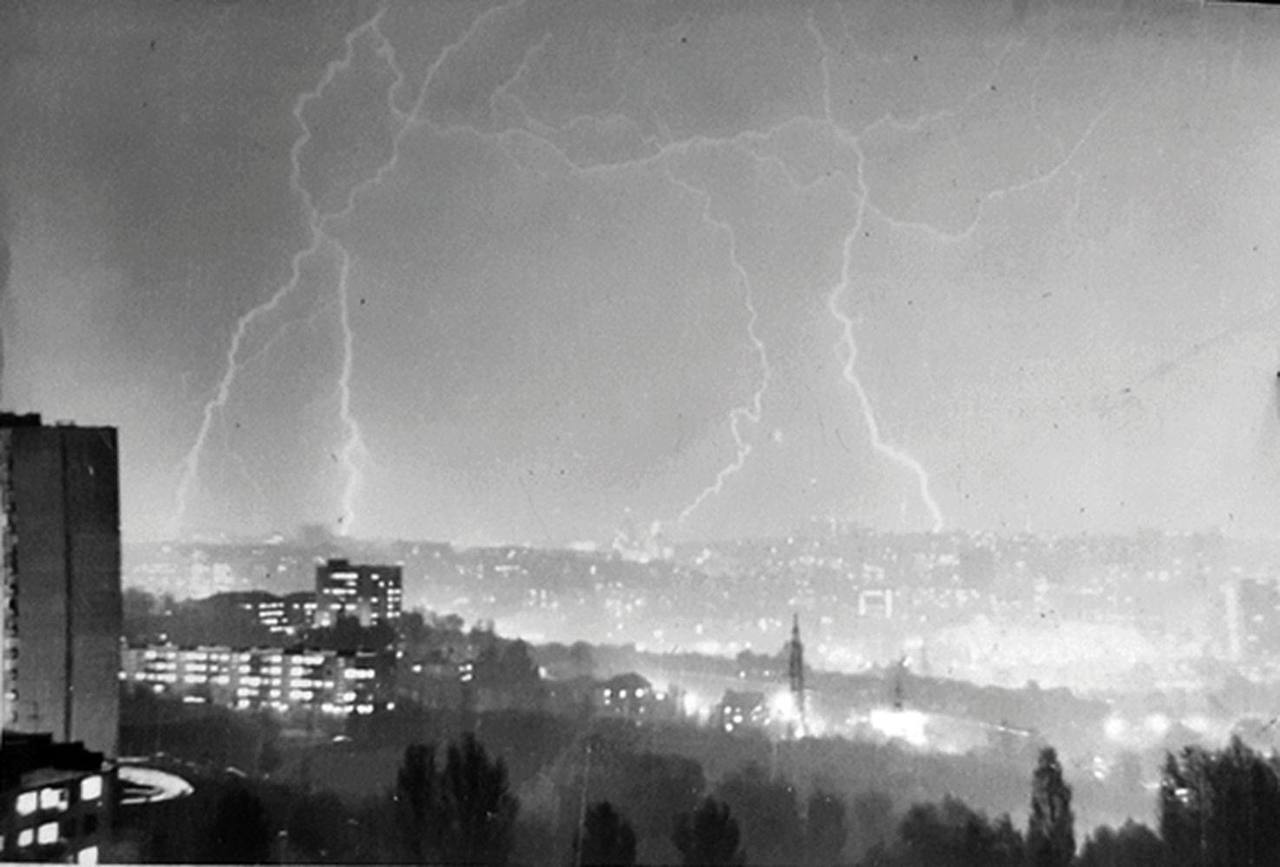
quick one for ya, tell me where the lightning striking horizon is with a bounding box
[173,2,520,537]
[172,12,371,537]
[808,13,947,533]
[801,9,1117,534]
[667,169,772,529]
[156,1,1153,543]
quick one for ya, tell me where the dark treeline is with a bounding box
[113,698,1280,867]
[860,738,1280,867]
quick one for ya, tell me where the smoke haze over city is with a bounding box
[3,0,1280,546]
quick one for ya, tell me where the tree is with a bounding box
[1158,750,1198,867]
[1077,820,1164,867]
[1157,736,1280,866]
[805,789,848,865]
[569,640,595,677]
[619,751,706,847]
[392,735,520,865]
[850,790,895,858]
[1026,747,1073,867]
[889,796,1023,867]
[440,733,521,865]
[673,796,746,867]
[715,761,803,865]
[394,742,441,862]
[207,781,273,864]
[573,800,637,866]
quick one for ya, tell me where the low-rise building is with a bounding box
[0,732,115,865]
[716,690,768,734]
[121,645,394,716]
[595,673,675,722]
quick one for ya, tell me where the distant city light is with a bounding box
[869,708,929,748]
[1103,716,1128,741]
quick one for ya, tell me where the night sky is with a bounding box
[3,0,1280,545]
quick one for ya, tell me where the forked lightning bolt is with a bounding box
[175,3,1115,540]
[667,170,772,528]
[808,13,946,533]
[174,2,520,537]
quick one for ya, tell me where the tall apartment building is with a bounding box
[314,558,402,628]
[1,413,122,757]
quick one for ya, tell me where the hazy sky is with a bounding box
[3,0,1280,545]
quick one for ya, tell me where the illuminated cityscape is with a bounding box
[6,0,1280,863]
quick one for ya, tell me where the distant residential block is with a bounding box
[314,559,402,628]
[121,645,394,716]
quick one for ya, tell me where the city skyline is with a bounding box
[4,0,1280,547]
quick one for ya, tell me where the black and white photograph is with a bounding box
[4,0,1280,863]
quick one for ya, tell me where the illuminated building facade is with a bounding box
[716,690,768,734]
[282,591,317,633]
[205,590,316,636]
[1234,578,1280,662]
[0,731,114,864]
[596,673,674,721]
[121,645,394,716]
[314,559,403,628]
[1,413,121,757]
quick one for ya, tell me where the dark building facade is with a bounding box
[314,558,402,628]
[1,413,122,757]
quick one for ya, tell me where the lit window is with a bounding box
[16,790,37,815]
[80,775,103,801]
[39,787,67,811]
[38,821,58,845]
[18,828,33,848]
[77,845,100,866]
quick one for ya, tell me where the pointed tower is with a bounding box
[787,613,806,736]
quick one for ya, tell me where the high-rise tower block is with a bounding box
[1,413,121,757]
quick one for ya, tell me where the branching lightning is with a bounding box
[666,170,772,528]
[800,9,1116,533]
[174,2,521,537]
[827,219,946,533]
[415,40,797,532]
[808,13,946,533]
[173,2,1123,542]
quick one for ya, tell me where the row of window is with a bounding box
[13,776,103,818]
[3,829,99,863]
[8,812,99,847]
